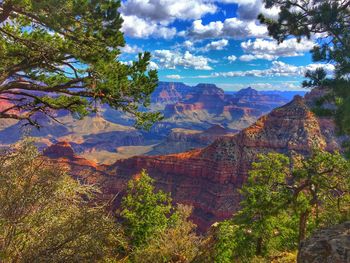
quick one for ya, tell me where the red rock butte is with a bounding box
[44,95,342,231]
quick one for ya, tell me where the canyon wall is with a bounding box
[44,95,342,231]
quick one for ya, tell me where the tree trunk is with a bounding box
[298,211,309,244]
[256,237,263,256]
[0,3,12,23]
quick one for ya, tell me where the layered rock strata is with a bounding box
[45,96,342,231]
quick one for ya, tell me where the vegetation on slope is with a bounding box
[1,142,349,262]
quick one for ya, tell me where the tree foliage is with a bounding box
[119,170,203,262]
[259,0,350,136]
[232,153,298,260]
[292,150,350,241]
[221,150,350,261]
[0,141,124,262]
[132,204,202,263]
[119,170,174,248]
[0,0,161,128]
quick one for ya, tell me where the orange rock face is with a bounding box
[45,96,343,231]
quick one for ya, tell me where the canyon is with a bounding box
[43,91,341,231]
[0,82,295,163]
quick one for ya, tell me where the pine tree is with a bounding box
[119,170,173,248]
[0,0,160,128]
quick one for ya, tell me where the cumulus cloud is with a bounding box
[227,55,237,62]
[183,40,194,49]
[121,15,177,38]
[166,74,182,79]
[187,18,268,40]
[239,54,276,61]
[215,0,279,20]
[217,82,304,91]
[235,0,279,21]
[148,61,159,70]
[121,0,217,25]
[121,44,142,54]
[199,61,335,78]
[120,0,218,39]
[120,0,281,40]
[239,38,315,61]
[203,39,229,51]
[154,50,213,70]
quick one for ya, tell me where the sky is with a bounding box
[118,0,334,91]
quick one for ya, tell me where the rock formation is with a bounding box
[150,82,195,106]
[109,95,341,230]
[298,221,350,263]
[0,83,292,164]
[159,84,289,132]
[148,125,236,155]
[44,95,342,231]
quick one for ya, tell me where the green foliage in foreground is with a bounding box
[120,170,174,248]
[1,142,349,262]
[0,141,125,262]
[0,143,203,263]
[119,170,202,262]
[212,151,350,262]
[0,0,161,128]
[132,204,202,263]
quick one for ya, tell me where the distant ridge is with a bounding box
[109,94,341,230]
[43,92,342,231]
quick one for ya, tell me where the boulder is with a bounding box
[298,222,350,263]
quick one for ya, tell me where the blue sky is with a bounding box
[118,0,334,91]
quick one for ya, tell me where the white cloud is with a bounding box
[239,54,276,61]
[235,0,280,21]
[148,61,159,70]
[188,19,224,39]
[227,55,237,62]
[121,44,142,54]
[120,60,133,66]
[121,0,217,25]
[203,39,229,51]
[154,50,213,70]
[217,82,305,91]
[216,0,279,20]
[240,38,315,61]
[187,18,267,40]
[183,40,194,49]
[166,74,182,79]
[217,0,257,4]
[121,15,176,38]
[198,61,335,78]
[223,17,268,38]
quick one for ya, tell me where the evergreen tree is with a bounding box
[132,204,202,263]
[259,0,350,137]
[221,151,350,261]
[119,170,174,248]
[291,150,350,242]
[233,153,297,259]
[0,0,160,128]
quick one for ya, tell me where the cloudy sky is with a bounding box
[119,0,333,91]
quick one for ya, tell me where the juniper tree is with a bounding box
[227,151,350,260]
